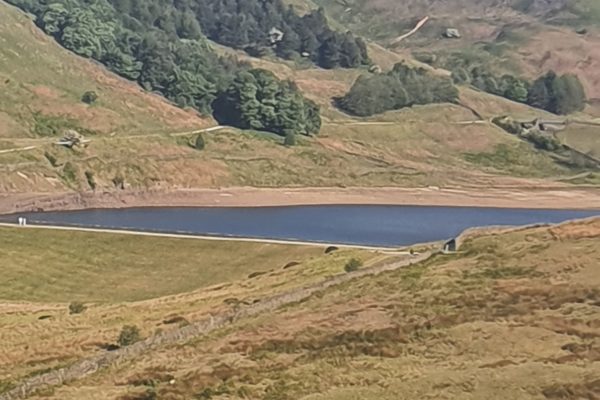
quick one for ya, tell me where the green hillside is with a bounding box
[0,0,598,194]
[0,2,210,138]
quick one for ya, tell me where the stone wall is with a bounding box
[0,252,432,400]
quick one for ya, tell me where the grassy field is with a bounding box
[0,2,208,138]
[0,226,333,303]
[0,225,391,384]
[8,218,596,400]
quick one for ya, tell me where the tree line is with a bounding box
[452,66,586,115]
[188,0,370,69]
[337,63,459,117]
[105,0,369,68]
[8,0,326,136]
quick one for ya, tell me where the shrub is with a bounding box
[511,0,534,12]
[344,258,363,273]
[451,67,471,84]
[194,134,205,150]
[491,116,523,135]
[118,325,141,347]
[0,380,16,394]
[44,151,58,167]
[118,388,157,400]
[139,388,157,400]
[33,112,79,137]
[283,261,300,269]
[523,131,562,151]
[162,316,189,325]
[324,246,339,254]
[82,91,98,104]
[62,162,78,183]
[197,382,232,399]
[283,131,296,147]
[113,174,125,189]
[85,170,96,190]
[69,301,86,314]
[412,52,437,65]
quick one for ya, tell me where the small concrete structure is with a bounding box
[443,239,457,253]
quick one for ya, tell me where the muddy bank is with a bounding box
[1,186,600,215]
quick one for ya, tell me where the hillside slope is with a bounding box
[0,218,598,399]
[0,2,209,139]
[299,0,600,98]
[0,0,598,194]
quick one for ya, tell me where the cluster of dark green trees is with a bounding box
[452,67,530,103]
[337,63,459,116]
[452,66,586,115]
[527,71,587,115]
[213,69,321,136]
[9,0,330,137]
[193,0,370,68]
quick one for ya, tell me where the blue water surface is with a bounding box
[11,205,599,247]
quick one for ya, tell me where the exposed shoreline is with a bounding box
[1,186,600,215]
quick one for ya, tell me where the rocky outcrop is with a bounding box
[443,28,461,39]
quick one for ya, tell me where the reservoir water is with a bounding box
[11,206,599,247]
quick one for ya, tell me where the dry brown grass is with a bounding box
[557,124,600,159]
[0,225,388,386]
[15,218,598,400]
[519,26,600,98]
[292,0,600,103]
[0,96,576,194]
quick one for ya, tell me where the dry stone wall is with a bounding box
[0,252,432,400]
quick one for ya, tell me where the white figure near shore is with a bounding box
[17,217,27,226]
